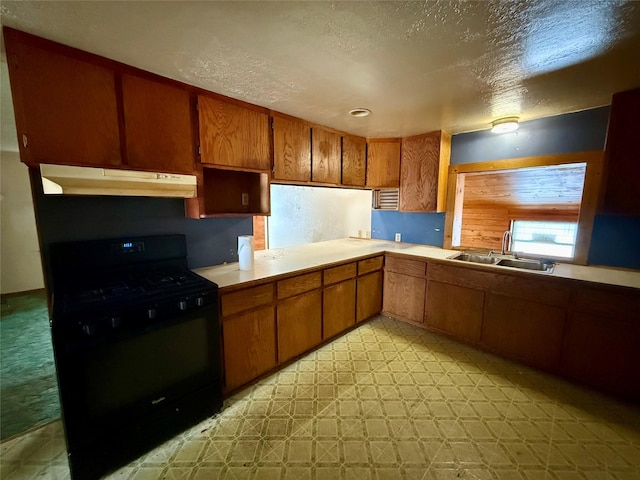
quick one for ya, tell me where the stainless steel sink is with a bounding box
[450,253,501,265]
[449,252,555,272]
[497,258,555,272]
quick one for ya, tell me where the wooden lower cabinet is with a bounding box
[383,272,426,324]
[425,280,484,342]
[356,271,383,323]
[277,291,322,363]
[481,293,565,370]
[222,306,276,392]
[560,286,640,399]
[323,280,356,339]
[561,312,639,397]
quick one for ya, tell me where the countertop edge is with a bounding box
[193,239,640,291]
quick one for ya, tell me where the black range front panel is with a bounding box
[49,235,222,480]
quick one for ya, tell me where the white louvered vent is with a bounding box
[372,189,399,210]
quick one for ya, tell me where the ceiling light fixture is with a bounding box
[491,116,519,133]
[349,108,371,118]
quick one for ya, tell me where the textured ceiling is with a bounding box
[1,0,640,153]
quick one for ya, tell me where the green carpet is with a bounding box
[0,290,60,440]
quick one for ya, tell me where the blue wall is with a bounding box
[451,107,610,164]
[371,211,444,246]
[588,215,640,270]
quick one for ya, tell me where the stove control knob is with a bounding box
[82,323,97,336]
[196,297,204,307]
[110,316,121,328]
[147,308,157,320]
[178,300,188,311]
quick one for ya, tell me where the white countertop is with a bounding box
[193,238,640,290]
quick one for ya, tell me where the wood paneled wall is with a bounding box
[253,216,266,251]
[460,204,581,250]
[458,164,586,250]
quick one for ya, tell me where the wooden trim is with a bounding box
[437,131,451,212]
[444,151,605,264]
[366,137,401,144]
[574,154,604,264]
[443,172,464,249]
[270,179,369,189]
[449,150,603,174]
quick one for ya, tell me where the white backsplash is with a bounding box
[268,185,372,249]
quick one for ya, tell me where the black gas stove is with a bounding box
[49,235,222,480]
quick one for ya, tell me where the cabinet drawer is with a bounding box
[221,283,273,317]
[385,256,426,277]
[324,263,357,286]
[277,271,322,300]
[358,256,384,275]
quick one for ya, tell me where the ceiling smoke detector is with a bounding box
[491,116,519,133]
[349,108,371,118]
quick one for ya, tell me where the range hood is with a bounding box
[40,164,197,198]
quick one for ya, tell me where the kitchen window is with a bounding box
[511,220,578,258]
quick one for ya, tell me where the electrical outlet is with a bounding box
[395,233,401,242]
[241,193,249,206]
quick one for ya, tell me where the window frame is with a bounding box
[443,150,605,265]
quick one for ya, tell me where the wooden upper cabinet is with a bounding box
[366,139,401,188]
[600,87,640,216]
[198,95,271,171]
[311,127,341,184]
[272,115,311,182]
[122,74,195,174]
[400,131,451,213]
[342,135,366,187]
[3,28,121,168]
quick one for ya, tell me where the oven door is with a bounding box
[52,301,222,478]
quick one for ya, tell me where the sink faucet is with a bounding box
[501,230,512,255]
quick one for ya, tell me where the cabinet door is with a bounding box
[277,290,322,363]
[198,95,271,171]
[425,281,484,342]
[356,271,383,323]
[383,272,426,324]
[222,306,277,392]
[561,286,640,399]
[273,116,311,181]
[366,140,400,188]
[400,132,441,212]
[562,312,640,399]
[342,135,366,186]
[312,128,341,184]
[482,293,565,370]
[4,30,121,167]
[122,74,195,173]
[323,279,356,339]
[601,87,640,215]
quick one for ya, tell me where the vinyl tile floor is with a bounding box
[2,315,639,480]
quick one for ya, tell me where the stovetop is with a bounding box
[68,269,204,305]
[49,235,220,337]
[57,268,215,316]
